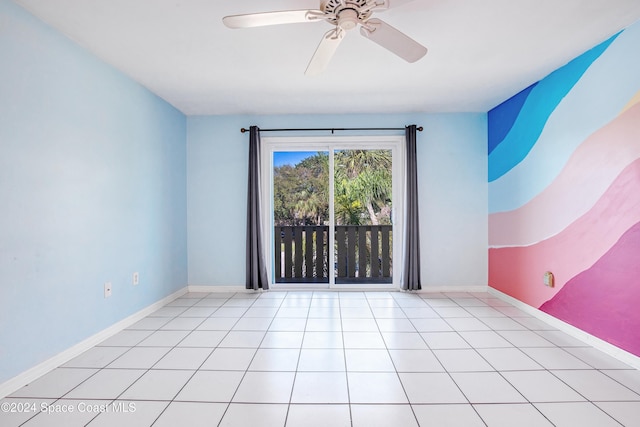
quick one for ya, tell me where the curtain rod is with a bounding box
[240,126,423,134]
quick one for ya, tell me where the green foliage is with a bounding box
[334,194,363,225]
[334,150,392,225]
[274,152,329,226]
[273,150,392,226]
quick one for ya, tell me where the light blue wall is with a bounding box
[0,0,187,383]
[187,113,488,287]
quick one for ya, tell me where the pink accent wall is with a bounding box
[490,23,640,356]
[490,158,640,308]
[540,222,640,355]
[489,104,640,247]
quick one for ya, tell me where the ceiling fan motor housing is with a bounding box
[321,0,374,29]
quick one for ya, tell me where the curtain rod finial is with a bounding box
[241,128,248,133]
[417,126,423,132]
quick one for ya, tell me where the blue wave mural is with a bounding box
[488,34,618,182]
[489,20,640,357]
[488,83,537,155]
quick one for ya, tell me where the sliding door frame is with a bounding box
[261,135,405,290]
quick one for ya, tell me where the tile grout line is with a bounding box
[283,291,312,427]
[6,290,640,427]
[147,293,237,426]
[373,292,422,426]
[420,293,491,427]
[99,292,223,426]
[216,291,287,426]
[444,293,628,426]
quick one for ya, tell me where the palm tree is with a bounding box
[334,149,392,225]
[274,150,392,226]
[295,191,327,225]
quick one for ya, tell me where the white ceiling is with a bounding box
[12,0,640,115]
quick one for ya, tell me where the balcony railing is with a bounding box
[274,225,392,284]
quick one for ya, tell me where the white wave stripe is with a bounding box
[489,105,640,247]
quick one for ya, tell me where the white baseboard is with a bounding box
[187,285,489,294]
[187,285,248,293]
[0,286,188,399]
[417,285,489,293]
[488,287,640,370]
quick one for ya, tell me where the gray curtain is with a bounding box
[246,126,269,290]
[402,125,421,290]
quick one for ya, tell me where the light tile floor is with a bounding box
[2,291,640,426]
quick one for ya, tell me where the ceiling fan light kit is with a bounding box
[222,0,428,75]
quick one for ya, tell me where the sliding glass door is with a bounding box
[272,150,330,284]
[333,149,393,284]
[262,136,404,289]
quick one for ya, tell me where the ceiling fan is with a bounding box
[223,0,427,76]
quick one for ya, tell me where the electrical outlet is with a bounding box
[133,272,139,286]
[104,282,112,298]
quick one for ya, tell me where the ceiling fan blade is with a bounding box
[223,10,323,29]
[360,18,427,63]
[305,28,345,76]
